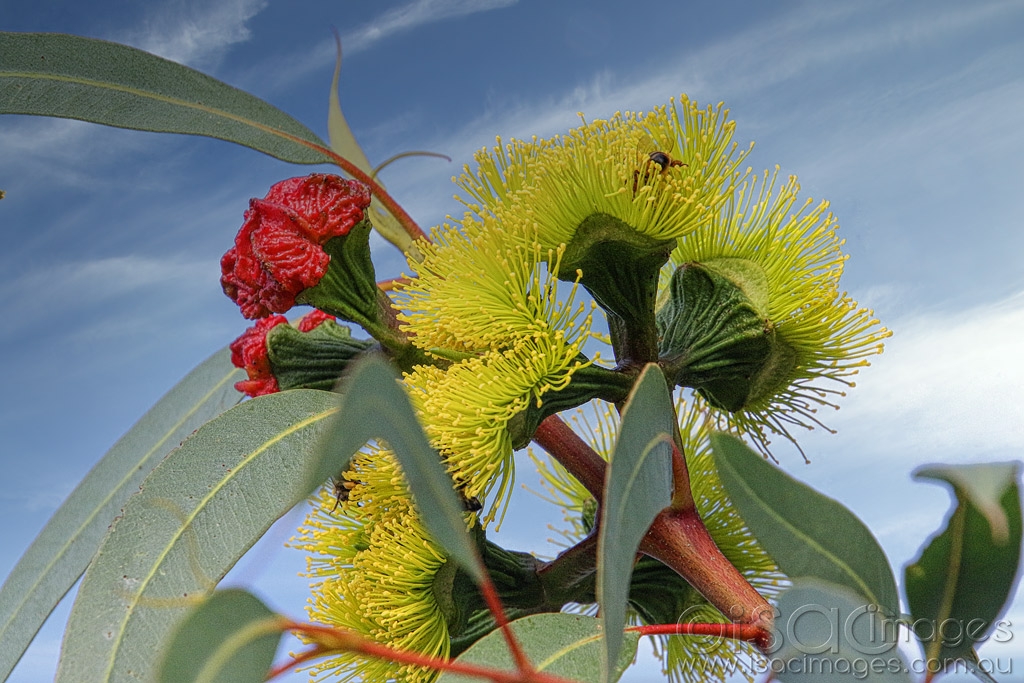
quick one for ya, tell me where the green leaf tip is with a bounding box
[914,461,1021,544]
[905,461,1022,671]
[320,354,486,584]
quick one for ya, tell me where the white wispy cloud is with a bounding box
[827,292,1024,459]
[118,0,269,69]
[343,0,517,55]
[244,0,518,93]
[371,0,1024,227]
[0,255,215,343]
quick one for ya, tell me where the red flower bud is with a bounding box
[230,315,287,397]
[297,309,336,333]
[221,175,372,319]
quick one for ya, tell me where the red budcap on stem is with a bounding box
[229,310,339,398]
[221,174,372,319]
[230,315,288,397]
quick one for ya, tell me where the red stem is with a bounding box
[668,435,695,512]
[629,621,772,650]
[533,416,775,649]
[533,415,606,499]
[278,622,574,683]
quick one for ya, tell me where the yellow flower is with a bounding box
[295,446,451,683]
[396,215,592,354]
[668,168,891,454]
[405,331,591,527]
[531,399,784,683]
[455,96,751,251]
[395,209,597,527]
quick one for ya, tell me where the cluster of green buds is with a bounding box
[219,95,889,682]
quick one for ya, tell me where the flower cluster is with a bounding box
[455,97,749,251]
[221,174,371,319]
[217,92,890,683]
[396,221,596,525]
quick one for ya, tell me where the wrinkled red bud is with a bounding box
[230,315,287,397]
[297,309,336,333]
[221,175,372,319]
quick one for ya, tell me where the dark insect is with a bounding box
[330,476,356,512]
[632,133,687,193]
[460,494,483,513]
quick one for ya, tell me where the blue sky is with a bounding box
[2,0,1023,680]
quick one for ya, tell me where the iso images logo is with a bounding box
[677,580,1015,681]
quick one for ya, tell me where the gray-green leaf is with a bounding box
[598,364,674,683]
[0,32,331,164]
[157,589,282,683]
[712,432,899,617]
[55,389,337,683]
[0,347,243,681]
[325,33,422,259]
[437,613,639,683]
[771,578,909,682]
[904,462,1022,672]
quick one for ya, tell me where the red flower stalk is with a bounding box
[230,315,288,397]
[221,174,372,319]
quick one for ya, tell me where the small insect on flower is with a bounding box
[330,475,357,512]
[632,133,687,193]
[460,493,483,513]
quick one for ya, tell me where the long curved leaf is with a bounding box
[0,347,243,681]
[711,433,899,617]
[326,33,422,259]
[0,32,332,164]
[597,364,674,683]
[55,389,338,683]
[437,613,639,683]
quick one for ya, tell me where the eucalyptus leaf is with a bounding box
[316,355,484,583]
[771,579,908,682]
[55,390,338,683]
[711,432,899,617]
[326,33,421,259]
[157,589,283,683]
[0,347,243,681]
[0,32,332,164]
[437,613,639,683]
[597,364,674,683]
[904,462,1022,672]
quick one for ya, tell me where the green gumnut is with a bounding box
[297,219,382,330]
[560,213,676,363]
[658,261,792,412]
[266,319,374,391]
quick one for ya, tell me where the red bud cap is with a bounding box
[221,175,372,319]
[230,315,288,397]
